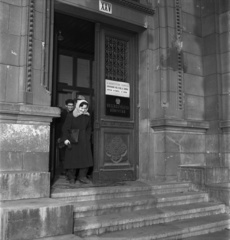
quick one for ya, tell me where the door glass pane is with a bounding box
[105,35,128,82]
[58,55,73,85]
[76,58,90,87]
[58,92,72,108]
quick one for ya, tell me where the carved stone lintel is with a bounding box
[108,0,155,15]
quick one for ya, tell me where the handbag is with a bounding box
[69,129,80,143]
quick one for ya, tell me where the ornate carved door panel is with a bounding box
[93,24,138,182]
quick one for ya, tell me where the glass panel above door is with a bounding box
[76,58,90,88]
[58,55,73,85]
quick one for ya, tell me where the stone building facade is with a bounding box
[1,0,230,239]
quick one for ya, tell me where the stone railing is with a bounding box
[178,165,229,190]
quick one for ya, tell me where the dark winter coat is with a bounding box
[62,113,93,169]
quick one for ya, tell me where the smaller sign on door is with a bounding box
[105,80,130,118]
[99,0,112,14]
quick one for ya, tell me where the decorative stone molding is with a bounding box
[220,120,230,132]
[26,0,35,92]
[175,0,184,110]
[108,0,155,15]
[100,120,134,129]
[151,119,209,132]
[0,103,60,124]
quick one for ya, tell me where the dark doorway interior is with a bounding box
[50,12,95,184]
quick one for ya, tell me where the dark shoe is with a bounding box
[78,177,91,184]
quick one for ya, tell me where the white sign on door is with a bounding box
[99,0,112,14]
[105,79,130,98]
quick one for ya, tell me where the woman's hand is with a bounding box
[64,139,70,145]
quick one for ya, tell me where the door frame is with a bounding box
[51,4,139,183]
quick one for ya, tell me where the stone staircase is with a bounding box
[50,180,230,239]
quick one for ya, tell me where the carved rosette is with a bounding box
[105,136,128,164]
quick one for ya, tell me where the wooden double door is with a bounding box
[52,15,138,182]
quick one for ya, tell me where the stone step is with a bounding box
[84,214,230,240]
[0,198,73,240]
[71,192,208,218]
[74,202,225,237]
[185,228,230,240]
[33,234,82,240]
[51,181,191,202]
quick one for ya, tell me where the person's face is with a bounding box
[79,104,88,114]
[66,103,74,112]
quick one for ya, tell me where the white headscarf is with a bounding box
[73,100,90,117]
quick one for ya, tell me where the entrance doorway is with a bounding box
[51,13,95,183]
[51,8,139,184]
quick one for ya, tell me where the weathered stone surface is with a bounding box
[0,151,23,171]
[204,74,218,96]
[202,14,216,36]
[219,11,230,33]
[0,65,7,101]
[182,0,201,16]
[0,2,10,33]
[203,55,217,77]
[184,74,204,96]
[139,132,151,180]
[180,153,205,166]
[0,124,49,152]
[9,4,22,35]
[221,95,230,120]
[207,183,230,206]
[220,32,230,53]
[221,133,230,152]
[23,152,49,171]
[222,153,230,168]
[0,33,20,66]
[221,73,230,93]
[149,92,164,120]
[153,152,166,180]
[0,172,50,201]
[185,95,205,120]
[0,198,73,240]
[159,7,175,28]
[205,134,219,153]
[165,131,206,153]
[5,66,20,103]
[201,0,215,17]
[34,10,43,41]
[206,167,229,184]
[203,34,217,56]
[184,53,203,76]
[182,13,202,37]
[205,95,219,120]
[183,33,203,55]
[218,0,230,13]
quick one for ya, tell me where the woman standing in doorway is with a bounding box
[62,99,93,184]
